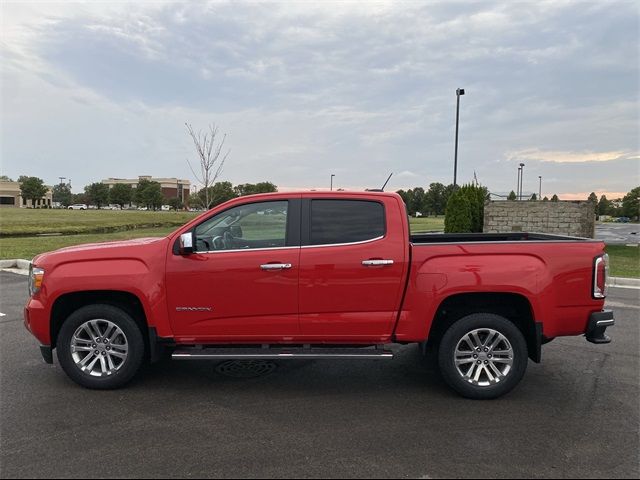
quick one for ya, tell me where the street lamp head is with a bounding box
[520,163,525,167]
[457,88,465,95]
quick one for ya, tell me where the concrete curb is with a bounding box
[0,259,31,276]
[608,276,640,288]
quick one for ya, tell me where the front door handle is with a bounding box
[362,259,394,266]
[260,263,293,270]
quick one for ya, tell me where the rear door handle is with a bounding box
[362,259,394,266]
[260,263,292,270]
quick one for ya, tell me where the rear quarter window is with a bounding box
[310,199,385,245]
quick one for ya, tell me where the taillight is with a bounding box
[593,254,609,299]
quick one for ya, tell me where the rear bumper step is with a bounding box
[585,309,615,344]
[172,347,394,360]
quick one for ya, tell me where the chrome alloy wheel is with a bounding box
[70,319,129,377]
[454,328,514,387]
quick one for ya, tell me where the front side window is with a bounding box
[310,200,385,246]
[194,201,288,252]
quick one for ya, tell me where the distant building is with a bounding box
[0,180,53,208]
[101,176,191,203]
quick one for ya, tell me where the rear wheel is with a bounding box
[56,304,145,389]
[437,313,528,399]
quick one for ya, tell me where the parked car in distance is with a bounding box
[67,204,87,210]
[25,191,614,399]
[615,217,630,223]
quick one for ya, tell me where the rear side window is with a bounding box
[310,200,385,245]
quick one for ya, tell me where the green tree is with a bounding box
[84,182,110,208]
[444,189,472,233]
[234,182,277,196]
[551,194,559,202]
[134,179,163,210]
[410,187,426,216]
[597,195,612,216]
[52,183,73,206]
[19,176,48,207]
[507,190,517,201]
[72,193,89,205]
[424,182,447,216]
[197,181,237,209]
[457,183,488,232]
[168,197,184,211]
[442,184,456,213]
[0,175,13,181]
[542,196,549,202]
[396,189,411,212]
[622,186,640,218]
[529,193,537,201]
[108,183,133,209]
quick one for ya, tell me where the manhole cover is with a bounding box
[215,360,277,378]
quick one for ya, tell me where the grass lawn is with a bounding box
[605,245,640,278]
[0,227,176,260]
[408,216,445,233]
[0,208,198,236]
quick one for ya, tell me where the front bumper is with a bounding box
[585,309,615,344]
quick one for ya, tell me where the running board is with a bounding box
[172,346,393,360]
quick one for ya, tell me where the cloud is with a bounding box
[506,149,638,164]
[1,1,638,197]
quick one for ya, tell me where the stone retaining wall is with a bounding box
[483,201,595,238]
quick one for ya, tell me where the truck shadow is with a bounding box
[138,343,451,397]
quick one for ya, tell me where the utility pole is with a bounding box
[330,174,335,191]
[538,176,542,200]
[453,88,465,187]
[519,163,525,200]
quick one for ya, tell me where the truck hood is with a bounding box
[32,237,168,266]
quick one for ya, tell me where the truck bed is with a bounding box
[410,232,597,244]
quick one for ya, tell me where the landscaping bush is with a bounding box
[444,183,488,233]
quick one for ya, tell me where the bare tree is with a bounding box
[185,122,230,209]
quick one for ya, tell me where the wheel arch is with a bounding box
[51,290,149,354]
[426,292,541,362]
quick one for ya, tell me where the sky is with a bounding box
[1,0,638,199]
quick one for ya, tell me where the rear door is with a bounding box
[298,196,407,342]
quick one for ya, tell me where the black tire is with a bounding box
[56,304,145,389]
[437,313,528,400]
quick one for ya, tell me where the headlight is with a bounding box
[28,264,45,296]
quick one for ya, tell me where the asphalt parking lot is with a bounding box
[596,223,640,245]
[1,271,638,478]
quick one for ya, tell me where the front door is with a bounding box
[165,199,301,342]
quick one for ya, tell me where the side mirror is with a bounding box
[179,232,195,255]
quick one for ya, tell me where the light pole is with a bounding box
[330,174,335,191]
[538,176,542,200]
[519,163,525,200]
[516,166,522,199]
[453,88,465,187]
[58,176,66,185]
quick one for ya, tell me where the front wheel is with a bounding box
[437,313,528,399]
[56,304,145,389]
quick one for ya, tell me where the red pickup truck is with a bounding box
[24,191,614,399]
